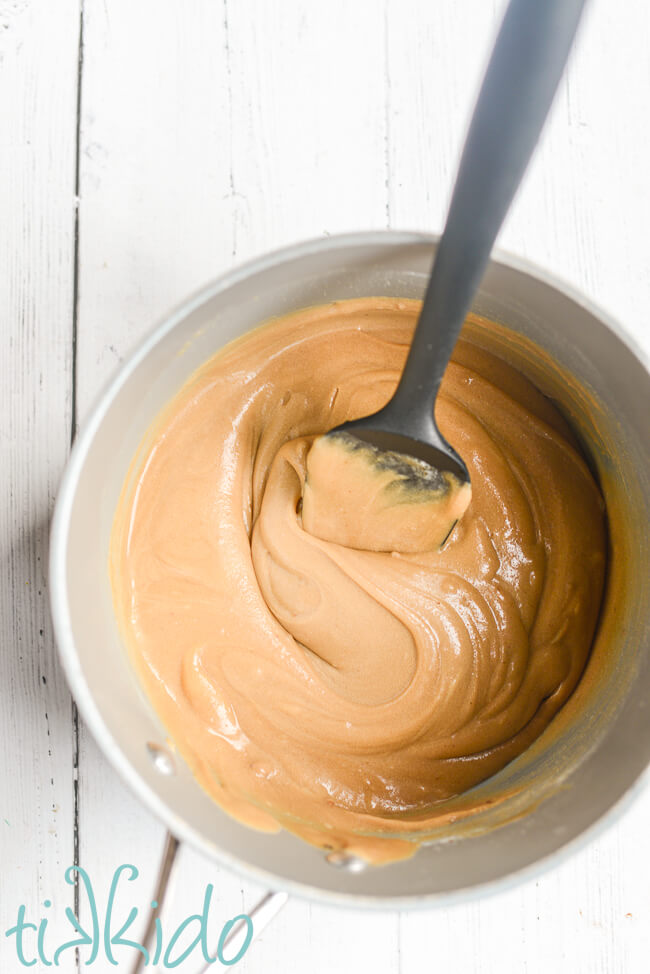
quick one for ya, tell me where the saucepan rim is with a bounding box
[49,229,650,910]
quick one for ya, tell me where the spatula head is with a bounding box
[301,429,472,553]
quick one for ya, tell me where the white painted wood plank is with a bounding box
[0,0,80,964]
[73,0,235,957]
[222,0,388,255]
[387,0,504,233]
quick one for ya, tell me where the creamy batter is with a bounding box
[110,298,606,862]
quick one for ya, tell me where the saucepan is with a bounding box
[49,232,650,934]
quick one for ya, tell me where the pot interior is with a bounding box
[53,234,650,904]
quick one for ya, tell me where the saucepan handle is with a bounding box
[130,832,289,974]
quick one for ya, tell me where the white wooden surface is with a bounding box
[1,0,649,971]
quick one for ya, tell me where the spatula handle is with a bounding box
[394,0,587,415]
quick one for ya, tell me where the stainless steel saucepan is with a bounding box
[49,232,650,942]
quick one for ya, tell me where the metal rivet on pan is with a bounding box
[325,851,368,873]
[146,742,176,776]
